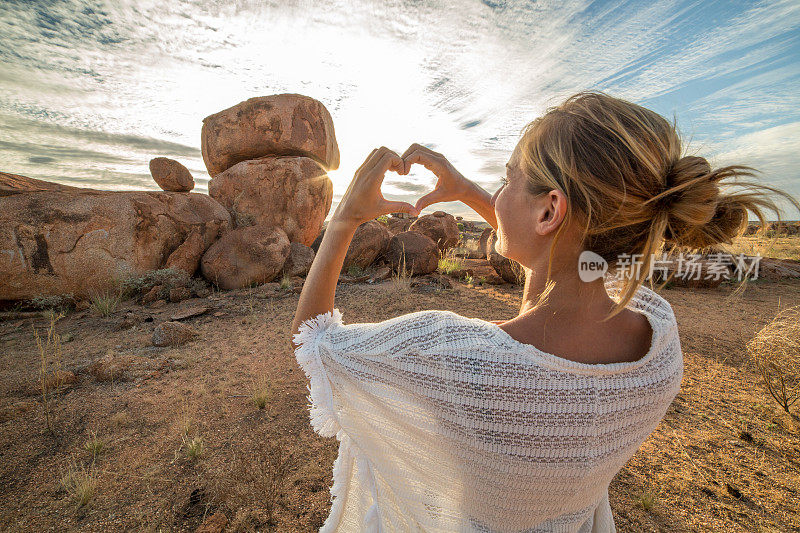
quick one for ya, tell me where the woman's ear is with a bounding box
[535,189,567,235]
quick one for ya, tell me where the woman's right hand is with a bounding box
[401,143,472,213]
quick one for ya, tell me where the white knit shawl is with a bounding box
[293,280,683,532]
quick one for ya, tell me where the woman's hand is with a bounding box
[330,147,419,229]
[401,143,472,213]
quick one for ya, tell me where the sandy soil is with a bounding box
[0,272,798,532]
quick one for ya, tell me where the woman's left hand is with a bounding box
[330,147,420,228]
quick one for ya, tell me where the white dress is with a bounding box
[293,280,683,532]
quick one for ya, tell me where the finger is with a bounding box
[400,143,424,160]
[355,148,379,175]
[371,150,404,182]
[381,199,419,218]
[403,150,442,174]
[414,189,447,213]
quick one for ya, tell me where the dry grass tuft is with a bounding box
[61,462,97,508]
[83,430,105,459]
[183,435,204,459]
[33,310,66,435]
[251,374,273,411]
[747,306,800,414]
[437,248,463,275]
[89,289,122,317]
[391,245,413,293]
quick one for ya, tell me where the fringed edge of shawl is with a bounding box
[292,308,344,439]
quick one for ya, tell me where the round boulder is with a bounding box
[208,156,332,247]
[386,231,439,276]
[486,230,524,284]
[201,93,340,176]
[342,220,391,271]
[408,211,460,251]
[200,225,290,290]
[281,242,316,277]
[149,157,194,192]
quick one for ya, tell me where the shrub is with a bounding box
[746,306,800,413]
[28,294,75,312]
[375,215,389,225]
[120,267,201,300]
[279,272,292,291]
[251,374,273,411]
[346,264,366,277]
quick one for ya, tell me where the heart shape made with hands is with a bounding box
[336,145,464,225]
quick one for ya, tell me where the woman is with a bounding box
[290,92,797,532]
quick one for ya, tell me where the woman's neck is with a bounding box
[518,258,613,318]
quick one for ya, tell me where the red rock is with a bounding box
[0,176,231,301]
[281,242,315,277]
[200,225,290,290]
[169,286,191,302]
[201,94,340,176]
[164,229,208,277]
[387,217,413,235]
[149,157,194,192]
[342,220,391,271]
[409,212,460,251]
[386,231,439,276]
[208,156,332,246]
[485,230,524,284]
[152,321,197,347]
[1,172,84,196]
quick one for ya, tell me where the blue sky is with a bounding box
[0,0,798,220]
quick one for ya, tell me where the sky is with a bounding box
[0,0,798,221]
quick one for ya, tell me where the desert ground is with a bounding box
[1,232,799,533]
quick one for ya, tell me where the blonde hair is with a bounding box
[516,91,800,320]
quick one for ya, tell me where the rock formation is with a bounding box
[281,242,315,277]
[342,220,391,271]
[200,224,290,290]
[201,94,340,176]
[485,230,524,284]
[0,174,230,300]
[208,156,332,246]
[408,211,460,251]
[149,157,194,192]
[385,231,439,276]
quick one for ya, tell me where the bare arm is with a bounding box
[290,147,417,350]
[461,179,498,230]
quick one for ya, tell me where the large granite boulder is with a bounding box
[386,216,413,235]
[485,230,524,284]
[201,94,340,176]
[408,211,460,251]
[386,231,439,276]
[200,225,290,289]
[1,172,83,196]
[208,156,332,247]
[479,227,493,259]
[342,220,391,271]
[281,242,315,277]
[149,157,194,192]
[0,175,231,300]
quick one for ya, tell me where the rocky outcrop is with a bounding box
[200,224,290,290]
[201,94,340,176]
[152,321,197,347]
[1,172,85,196]
[479,227,493,259]
[208,156,332,247]
[164,229,206,277]
[149,157,194,192]
[0,177,231,300]
[386,215,413,235]
[485,230,524,284]
[386,231,439,275]
[408,211,460,251]
[342,220,391,271]
[281,242,315,277]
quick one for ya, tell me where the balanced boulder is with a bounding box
[386,231,439,276]
[201,94,340,176]
[149,157,194,192]
[208,156,332,247]
[342,220,391,271]
[408,211,460,251]
[0,175,230,300]
[200,225,290,290]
